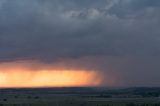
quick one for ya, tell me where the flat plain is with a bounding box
[0,87,160,106]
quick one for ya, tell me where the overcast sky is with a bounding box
[0,0,160,87]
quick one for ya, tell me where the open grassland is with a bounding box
[0,87,160,106]
[0,94,159,106]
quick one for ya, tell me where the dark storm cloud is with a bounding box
[0,0,160,86]
[0,0,160,60]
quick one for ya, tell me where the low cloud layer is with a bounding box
[0,0,160,86]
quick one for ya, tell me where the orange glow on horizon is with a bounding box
[0,66,101,88]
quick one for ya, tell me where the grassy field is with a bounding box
[0,88,160,106]
[0,94,159,106]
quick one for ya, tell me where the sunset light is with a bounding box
[0,64,101,88]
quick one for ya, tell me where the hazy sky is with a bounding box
[0,0,160,87]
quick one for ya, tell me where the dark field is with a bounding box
[0,87,160,106]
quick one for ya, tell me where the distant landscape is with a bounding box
[0,0,160,106]
[0,87,160,106]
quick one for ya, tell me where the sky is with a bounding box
[0,0,160,87]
